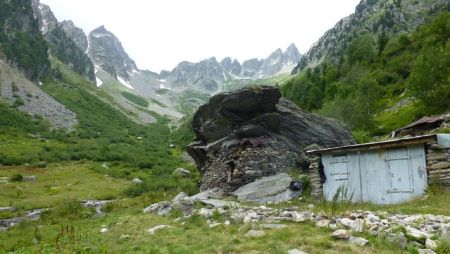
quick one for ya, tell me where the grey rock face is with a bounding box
[233,173,300,204]
[31,0,58,34]
[32,0,95,82]
[60,20,88,51]
[187,86,355,191]
[88,25,138,81]
[168,57,224,93]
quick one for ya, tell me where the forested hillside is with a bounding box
[282,12,449,140]
[0,0,49,81]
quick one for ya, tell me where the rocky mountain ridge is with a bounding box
[31,0,95,82]
[293,0,450,73]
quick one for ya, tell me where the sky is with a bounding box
[41,0,360,73]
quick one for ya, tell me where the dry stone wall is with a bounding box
[426,142,450,186]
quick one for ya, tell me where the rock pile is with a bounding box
[144,192,450,252]
[187,86,355,192]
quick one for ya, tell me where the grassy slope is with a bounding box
[3,163,450,253]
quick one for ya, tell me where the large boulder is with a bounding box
[187,86,355,192]
[233,173,300,204]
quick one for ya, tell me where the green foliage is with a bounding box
[282,12,450,137]
[121,91,149,107]
[46,25,95,82]
[10,173,23,182]
[0,0,49,80]
[436,240,450,254]
[171,116,194,148]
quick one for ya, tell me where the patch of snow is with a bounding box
[159,83,172,90]
[222,72,227,81]
[96,76,103,87]
[39,81,43,86]
[117,76,134,90]
[159,79,167,83]
[132,69,138,74]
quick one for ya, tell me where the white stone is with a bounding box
[209,222,221,228]
[288,249,308,254]
[316,219,330,228]
[100,228,108,233]
[147,225,172,235]
[425,238,438,251]
[367,214,380,223]
[331,229,351,239]
[418,249,436,254]
[261,224,287,229]
[406,226,430,241]
[348,236,369,246]
[245,230,266,238]
[131,178,143,184]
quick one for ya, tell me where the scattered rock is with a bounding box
[245,230,266,238]
[425,238,438,250]
[0,207,14,212]
[387,232,408,249]
[288,249,308,254]
[418,249,436,254]
[331,229,351,239]
[23,176,37,182]
[131,178,143,184]
[442,225,450,242]
[316,219,330,228]
[232,173,300,204]
[406,226,429,241]
[209,222,221,228]
[119,234,131,239]
[171,192,194,215]
[147,225,173,235]
[260,224,287,229]
[198,198,240,208]
[143,201,172,216]
[173,168,190,177]
[367,213,380,223]
[348,236,369,246]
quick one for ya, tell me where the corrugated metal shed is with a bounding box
[306,134,450,204]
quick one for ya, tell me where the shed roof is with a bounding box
[393,114,450,136]
[306,134,437,155]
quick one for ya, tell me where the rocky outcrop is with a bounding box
[187,86,355,192]
[88,25,138,81]
[32,0,95,82]
[60,20,88,52]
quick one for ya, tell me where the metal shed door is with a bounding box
[387,148,413,193]
[324,155,351,200]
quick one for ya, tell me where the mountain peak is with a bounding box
[88,26,138,81]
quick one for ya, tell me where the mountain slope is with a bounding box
[283,10,450,139]
[88,25,138,81]
[293,0,450,73]
[0,0,49,81]
[31,0,95,83]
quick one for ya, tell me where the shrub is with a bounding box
[10,173,23,182]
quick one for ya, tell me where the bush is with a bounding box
[10,173,23,182]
